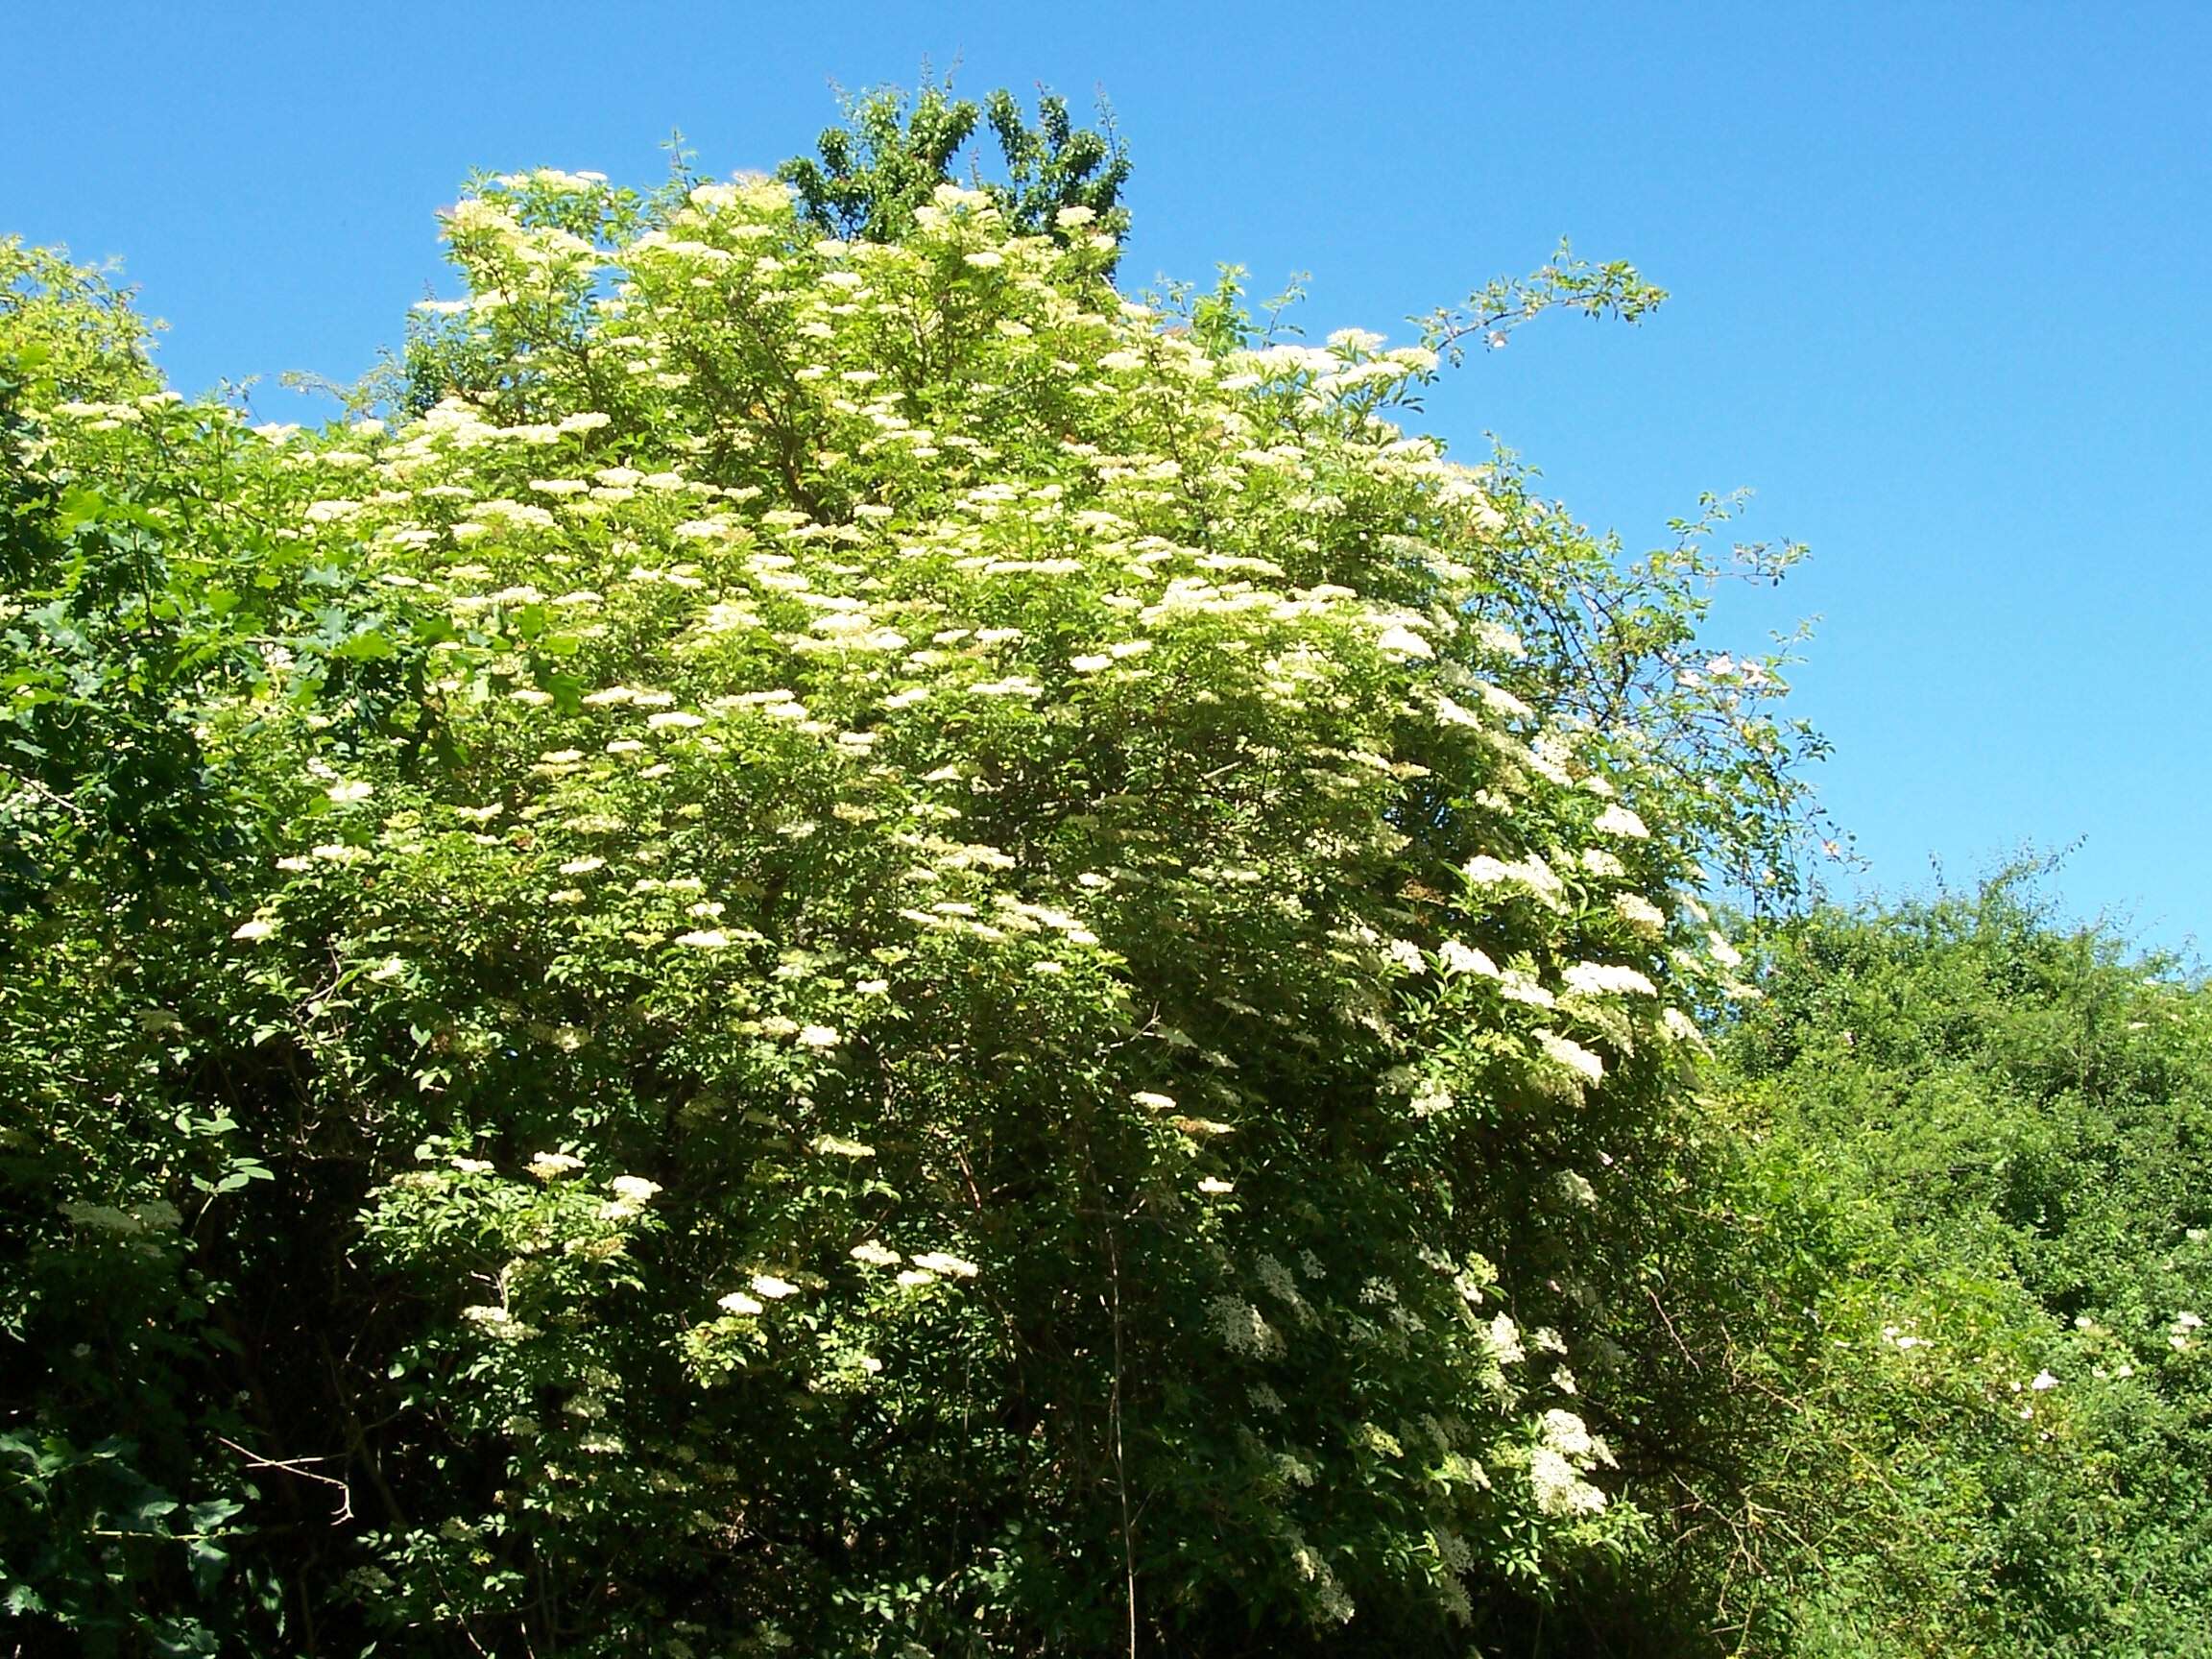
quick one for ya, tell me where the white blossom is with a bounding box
[1594,804,1649,839]
[910,1252,978,1279]
[1536,1030,1605,1085]
[1438,939,1499,976]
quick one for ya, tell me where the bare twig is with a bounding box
[1646,1285,1702,1372]
[214,1435,354,1525]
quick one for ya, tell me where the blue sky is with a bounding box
[10,1,2208,954]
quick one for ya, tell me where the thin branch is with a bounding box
[213,1436,354,1525]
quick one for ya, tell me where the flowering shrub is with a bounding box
[1,96,1819,1655]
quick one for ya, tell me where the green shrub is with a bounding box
[1717,875,2212,1653]
[1,96,1826,1656]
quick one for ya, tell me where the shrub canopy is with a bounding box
[1,104,1820,1656]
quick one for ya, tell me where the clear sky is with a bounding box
[9,0,2208,955]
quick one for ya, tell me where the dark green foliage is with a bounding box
[779,79,1131,255]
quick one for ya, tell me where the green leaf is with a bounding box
[335,630,397,661]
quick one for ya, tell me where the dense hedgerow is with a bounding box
[1713,877,2212,1656]
[1,91,1827,1656]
